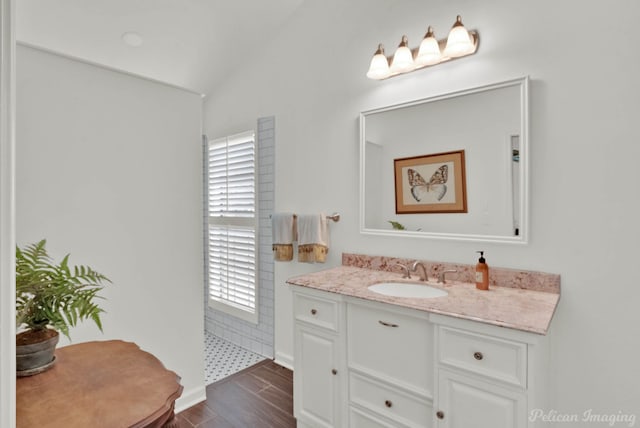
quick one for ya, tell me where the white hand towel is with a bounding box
[297,213,329,263]
[272,213,296,261]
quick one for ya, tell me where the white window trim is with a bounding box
[206,131,259,324]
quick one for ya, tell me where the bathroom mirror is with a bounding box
[360,77,529,244]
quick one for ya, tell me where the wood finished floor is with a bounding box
[175,360,296,428]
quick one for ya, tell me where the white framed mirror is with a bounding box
[359,76,529,244]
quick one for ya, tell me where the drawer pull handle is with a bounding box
[331,369,337,375]
[474,351,484,361]
[436,411,445,419]
[311,309,317,315]
[378,320,399,328]
[385,400,393,408]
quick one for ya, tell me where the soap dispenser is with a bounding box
[475,251,489,290]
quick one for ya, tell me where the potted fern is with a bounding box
[16,239,111,376]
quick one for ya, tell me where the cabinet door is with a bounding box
[436,370,526,428]
[294,325,341,428]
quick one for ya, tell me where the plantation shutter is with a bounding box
[207,131,257,316]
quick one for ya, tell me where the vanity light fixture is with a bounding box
[415,26,442,66]
[390,35,415,74]
[443,15,475,57]
[366,15,479,80]
[366,44,391,80]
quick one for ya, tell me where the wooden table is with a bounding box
[17,340,183,428]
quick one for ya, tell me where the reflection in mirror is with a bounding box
[360,77,529,243]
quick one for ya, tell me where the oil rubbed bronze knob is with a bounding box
[311,309,317,315]
[331,369,337,375]
[385,400,392,408]
[474,351,484,361]
[436,411,445,419]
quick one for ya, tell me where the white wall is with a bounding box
[16,45,205,409]
[203,0,640,422]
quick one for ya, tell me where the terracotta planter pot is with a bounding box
[16,329,59,376]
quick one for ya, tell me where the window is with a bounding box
[206,131,257,323]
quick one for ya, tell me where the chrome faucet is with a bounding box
[411,261,429,282]
[438,269,458,284]
[392,262,411,279]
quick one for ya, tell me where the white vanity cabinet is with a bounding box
[292,286,550,428]
[292,287,346,428]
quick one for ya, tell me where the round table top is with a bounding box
[17,340,182,428]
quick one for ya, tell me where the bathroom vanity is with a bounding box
[287,254,559,428]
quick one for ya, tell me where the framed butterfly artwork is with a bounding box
[394,150,467,214]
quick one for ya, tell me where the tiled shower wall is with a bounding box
[203,116,275,358]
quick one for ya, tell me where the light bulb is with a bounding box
[390,36,415,74]
[443,15,474,58]
[415,27,442,66]
[366,44,391,80]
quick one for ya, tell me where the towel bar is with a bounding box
[270,212,340,222]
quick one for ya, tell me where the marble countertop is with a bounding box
[286,265,560,335]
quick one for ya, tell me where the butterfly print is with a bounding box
[407,165,448,202]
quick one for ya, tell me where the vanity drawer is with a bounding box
[347,302,432,395]
[294,292,339,331]
[349,372,432,428]
[349,407,398,428]
[438,326,527,388]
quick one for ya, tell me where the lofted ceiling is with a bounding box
[16,0,304,96]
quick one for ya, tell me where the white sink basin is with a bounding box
[367,282,448,299]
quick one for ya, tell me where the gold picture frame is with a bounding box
[394,150,467,214]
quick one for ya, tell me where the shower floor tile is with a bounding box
[204,331,265,385]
